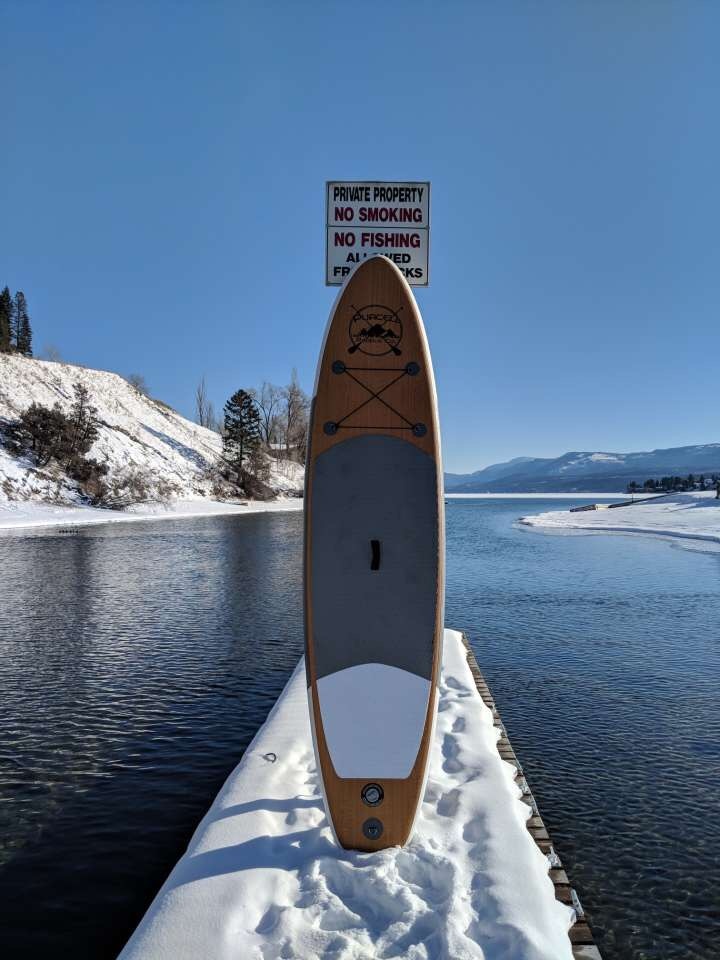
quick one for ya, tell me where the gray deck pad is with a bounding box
[311,434,438,681]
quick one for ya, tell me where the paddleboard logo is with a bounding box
[349,304,403,356]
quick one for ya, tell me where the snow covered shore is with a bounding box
[0,496,303,532]
[119,630,574,960]
[520,491,720,547]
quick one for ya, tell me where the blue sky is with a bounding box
[3,2,718,472]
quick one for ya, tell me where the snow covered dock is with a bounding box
[519,491,720,548]
[119,630,596,960]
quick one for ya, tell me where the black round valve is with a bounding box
[362,818,384,840]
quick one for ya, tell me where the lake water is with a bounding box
[0,500,718,959]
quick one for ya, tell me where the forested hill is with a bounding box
[0,355,303,507]
[445,446,720,493]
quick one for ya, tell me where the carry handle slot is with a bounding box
[370,539,381,571]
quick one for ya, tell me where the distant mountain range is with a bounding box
[444,445,720,493]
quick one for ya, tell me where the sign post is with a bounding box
[326,181,430,286]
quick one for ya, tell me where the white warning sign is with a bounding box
[326,181,430,286]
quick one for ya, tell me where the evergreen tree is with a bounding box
[9,292,18,348]
[222,389,261,483]
[14,291,32,356]
[18,314,32,356]
[67,382,100,461]
[0,287,12,352]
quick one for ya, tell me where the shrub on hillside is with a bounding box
[203,448,276,501]
[100,468,176,509]
[3,402,70,466]
[4,383,101,464]
[246,445,270,483]
[241,471,275,501]
[240,446,274,500]
[204,461,240,500]
[103,468,152,508]
[1,382,110,503]
[68,456,109,505]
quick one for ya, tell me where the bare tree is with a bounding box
[282,368,309,462]
[40,344,64,362]
[251,382,283,447]
[195,376,216,430]
[126,373,149,395]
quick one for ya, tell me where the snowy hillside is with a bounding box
[0,355,303,508]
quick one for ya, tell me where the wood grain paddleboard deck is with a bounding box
[304,255,444,851]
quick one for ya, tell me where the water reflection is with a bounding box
[0,513,304,957]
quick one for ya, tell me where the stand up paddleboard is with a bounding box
[304,255,444,851]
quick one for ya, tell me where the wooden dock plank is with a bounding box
[572,947,603,960]
[569,922,595,944]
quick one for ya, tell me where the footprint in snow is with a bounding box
[463,816,493,864]
[395,849,455,908]
[319,906,360,933]
[444,675,472,697]
[255,904,283,935]
[436,788,460,818]
[441,733,463,774]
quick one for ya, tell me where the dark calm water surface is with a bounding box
[1,501,718,959]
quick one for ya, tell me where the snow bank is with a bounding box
[119,630,574,960]
[0,497,303,532]
[520,491,720,546]
[0,355,304,508]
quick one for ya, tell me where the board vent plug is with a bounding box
[361,783,384,807]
